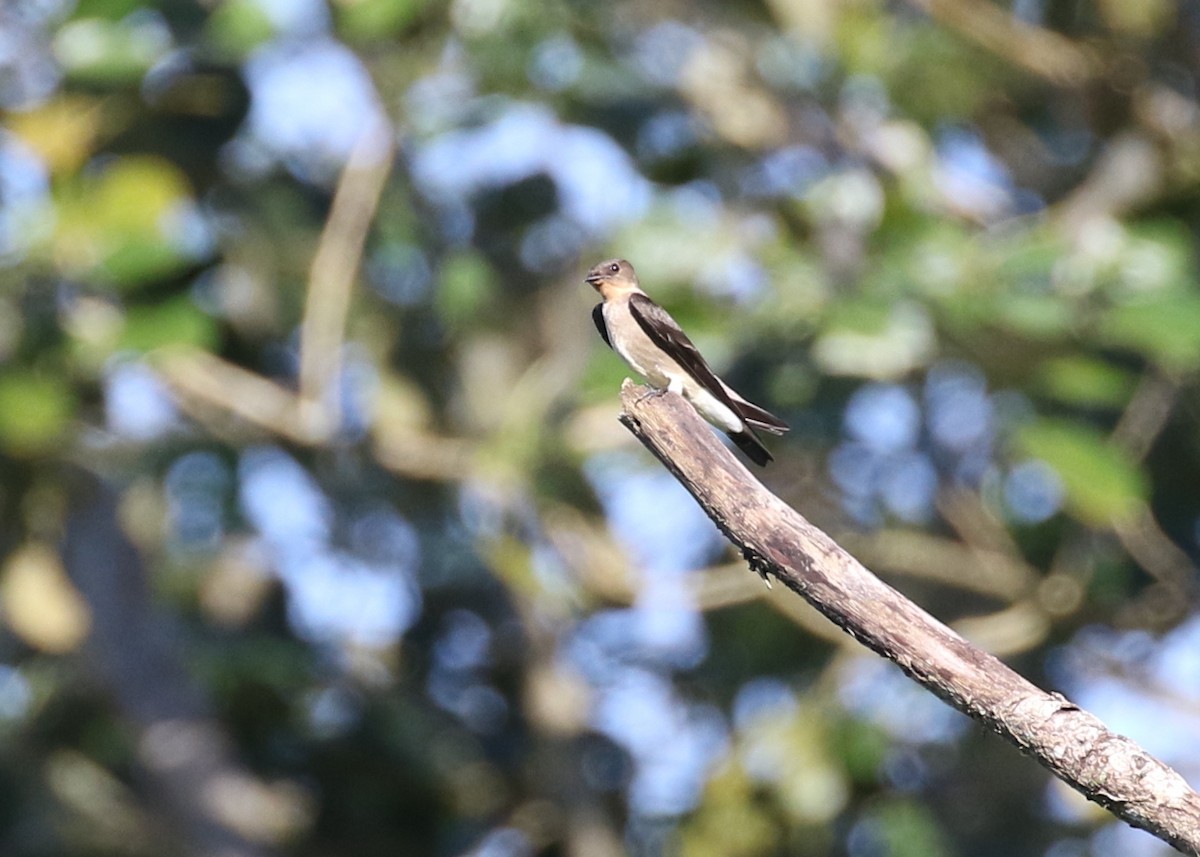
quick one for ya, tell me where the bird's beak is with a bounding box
[585,274,604,287]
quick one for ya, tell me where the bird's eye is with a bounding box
[609,263,619,273]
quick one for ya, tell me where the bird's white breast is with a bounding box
[604,301,672,388]
[602,300,743,433]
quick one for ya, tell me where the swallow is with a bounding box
[586,258,788,466]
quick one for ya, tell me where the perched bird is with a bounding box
[586,258,788,466]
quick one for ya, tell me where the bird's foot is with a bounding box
[744,549,773,589]
[635,386,670,404]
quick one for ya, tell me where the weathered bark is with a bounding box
[618,380,1200,856]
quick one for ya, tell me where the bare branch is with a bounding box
[906,0,1100,85]
[847,529,1035,601]
[1111,371,1178,463]
[156,345,473,481]
[155,347,317,444]
[618,380,1200,856]
[297,118,394,435]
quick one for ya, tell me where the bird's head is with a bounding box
[585,258,638,297]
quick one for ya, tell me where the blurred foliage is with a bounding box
[0,0,1198,856]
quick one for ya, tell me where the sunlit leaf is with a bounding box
[993,232,1063,283]
[579,342,634,402]
[836,4,897,77]
[1096,0,1173,37]
[203,0,275,59]
[53,156,199,289]
[833,717,891,783]
[992,294,1075,339]
[679,762,778,857]
[813,300,935,379]
[120,297,219,352]
[1016,420,1146,525]
[1097,293,1200,371]
[1,544,90,654]
[870,800,951,857]
[1034,357,1135,408]
[0,373,76,455]
[53,15,171,85]
[1115,221,1195,295]
[74,0,144,19]
[436,251,493,325]
[91,158,193,236]
[7,96,104,176]
[897,222,975,297]
[336,0,430,41]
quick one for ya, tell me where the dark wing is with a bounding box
[627,293,743,414]
[729,429,773,466]
[592,303,611,348]
[629,293,785,467]
[719,381,789,434]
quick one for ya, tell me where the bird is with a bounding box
[585,258,788,466]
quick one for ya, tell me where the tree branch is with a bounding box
[297,116,393,436]
[906,0,1100,85]
[617,380,1200,856]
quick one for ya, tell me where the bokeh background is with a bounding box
[1,0,1199,855]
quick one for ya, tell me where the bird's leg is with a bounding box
[634,384,670,404]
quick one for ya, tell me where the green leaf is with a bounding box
[871,800,951,857]
[53,16,171,85]
[823,299,895,335]
[1098,293,1200,371]
[0,374,76,456]
[993,294,1075,339]
[1034,357,1135,408]
[336,0,429,41]
[101,238,191,286]
[73,0,143,19]
[54,156,198,290]
[833,718,891,784]
[436,252,493,325]
[1016,420,1146,524]
[203,0,275,59]
[813,300,935,378]
[993,232,1063,283]
[121,298,219,353]
[1116,220,1195,294]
